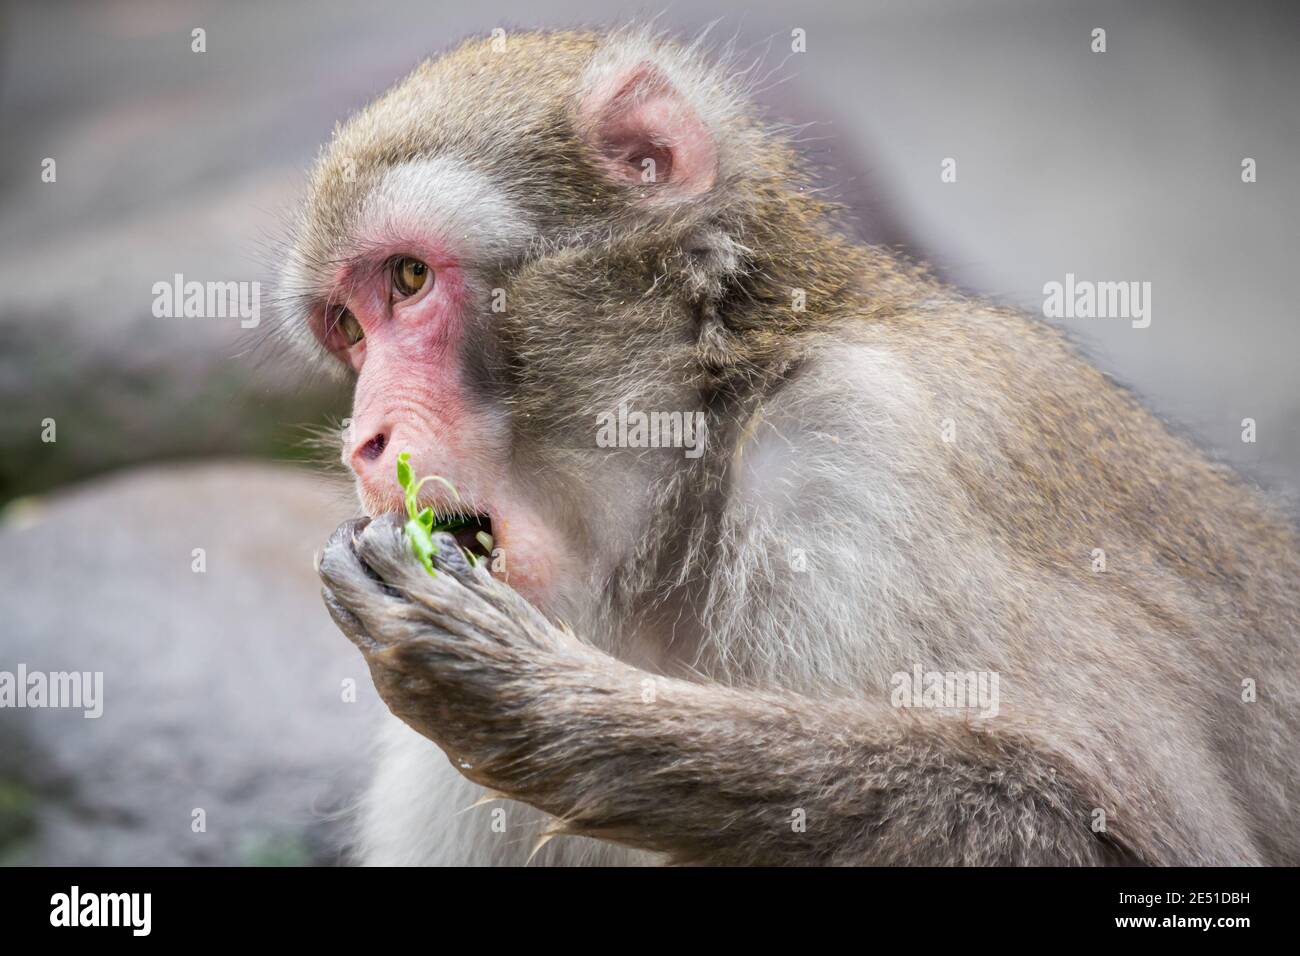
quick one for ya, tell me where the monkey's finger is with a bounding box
[428,531,475,578]
[353,518,484,603]
[318,516,404,624]
[318,516,373,584]
[334,515,499,641]
[352,512,445,591]
[321,586,381,652]
[333,516,373,542]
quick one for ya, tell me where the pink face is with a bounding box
[311,223,573,609]
[320,237,476,484]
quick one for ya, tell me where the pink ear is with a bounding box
[580,63,718,199]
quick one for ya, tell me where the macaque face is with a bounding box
[301,156,584,607]
[286,34,727,612]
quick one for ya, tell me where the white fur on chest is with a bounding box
[357,714,654,866]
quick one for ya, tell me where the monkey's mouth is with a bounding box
[441,513,494,561]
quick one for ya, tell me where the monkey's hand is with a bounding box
[318,513,602,775]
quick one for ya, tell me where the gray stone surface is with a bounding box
[0,463,380,865]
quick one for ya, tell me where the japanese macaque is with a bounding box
[283,28,1300,865]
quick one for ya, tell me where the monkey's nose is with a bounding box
[349,430,388,473]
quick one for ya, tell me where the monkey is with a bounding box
[280,27,1300,865]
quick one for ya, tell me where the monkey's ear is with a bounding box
[577,62,718,200]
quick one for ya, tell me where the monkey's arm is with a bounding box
[320,515,1156,866]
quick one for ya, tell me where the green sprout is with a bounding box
[396,451,470,576]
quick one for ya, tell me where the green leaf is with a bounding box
[396,449,463,577]
[405,518,438,576]
[406,476,429,520]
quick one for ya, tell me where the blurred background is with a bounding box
[0,0,1296,864]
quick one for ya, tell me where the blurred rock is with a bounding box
[0,462,382,865]
[0,1,367,503]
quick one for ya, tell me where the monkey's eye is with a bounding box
[392,256,431,297]
[336,308,364,345]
